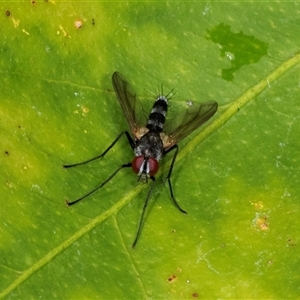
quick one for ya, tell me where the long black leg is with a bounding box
[132,176,156,248]
[66,163,132,206]
[63,131,135,168]
[164,145,187,214]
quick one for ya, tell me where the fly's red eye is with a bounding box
[132,156,144,174]
[148,157,159,176]
[132,156,159,176]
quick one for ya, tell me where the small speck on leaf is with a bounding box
[74,19,83,29]
[287,238,296,247]
[167,274,177,282]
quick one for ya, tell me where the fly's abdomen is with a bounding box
[146,96,168,132]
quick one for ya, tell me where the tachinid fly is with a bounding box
[63,72,218,248]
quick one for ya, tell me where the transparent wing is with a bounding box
[163,100,218,150]
[112,72,146,135]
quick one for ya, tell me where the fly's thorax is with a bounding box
[146,96,168,133]
[134,131,164,161]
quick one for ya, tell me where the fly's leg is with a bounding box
[66,163,131,206]
[63,131,135,168]
[63,130,134,205]
[132,176,156,248]
[164,145,187,214]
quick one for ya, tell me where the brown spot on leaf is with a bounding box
[167,274,177,282]
[74,19,83,29]
[287,238,296,247]
[253,214,269,231]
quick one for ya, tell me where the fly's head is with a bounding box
[132,131,163,181]
[132,156,159,182]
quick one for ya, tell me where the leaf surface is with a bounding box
[1,1,300,299]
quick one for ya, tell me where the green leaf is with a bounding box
[1,1,300,299]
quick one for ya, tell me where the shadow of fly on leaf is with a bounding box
[63,72,218,248]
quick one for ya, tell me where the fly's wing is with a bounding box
[112,72,146,137]
[162,100,218,150]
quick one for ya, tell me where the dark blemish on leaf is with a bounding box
[92,18,95,25]
[205,23,268,81]
[6,10,10,16]
[31,0,37,5]
[5,151,9,155]
[167,274,177,282]
[192,293,199,298]
[287,238,296,247]
[18,125,21,128]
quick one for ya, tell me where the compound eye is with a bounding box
[148,157,159,176]
[132,156,159,176]
[132,156,144,174]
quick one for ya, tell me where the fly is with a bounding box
[63,71,218,248]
